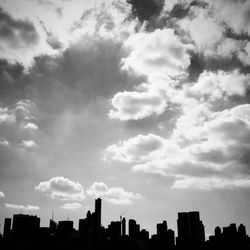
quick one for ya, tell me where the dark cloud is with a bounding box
[39,20,62,50]
[127,0,165,21]
[0,8,39,48]
[0,59,28,105]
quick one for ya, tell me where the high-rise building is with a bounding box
[177,211,205,249]
[3,218,11,239]
[129,219,139,238]
[12,214,40,242]
[122,217,126,236]
[95,198,101,228]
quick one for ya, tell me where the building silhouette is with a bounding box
[0,198,250,250]
[3,218,11,240]
[176,211,205,249]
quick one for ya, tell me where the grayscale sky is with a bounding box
[0,0,250,236]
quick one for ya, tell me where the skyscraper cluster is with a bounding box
[0,198,249,250]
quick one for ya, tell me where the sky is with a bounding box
[0,0,250,236]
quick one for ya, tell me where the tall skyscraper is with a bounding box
[122,217,126,236]
[3,218,11,239]
[95,198,101,228]
[177,211,205,249]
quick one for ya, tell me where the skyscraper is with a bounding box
[177,211,205,249]
[95,198,101,228]
[122,217,126,236]
[3,218,11,239]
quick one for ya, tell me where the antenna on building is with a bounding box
[52,209,54,221]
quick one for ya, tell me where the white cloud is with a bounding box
[60,202,82,210]
[0,141,9,147]
[109,85,168,120]
[86,182,142,205]
[105,134,169,163]
[23,123,39,130]
[173,177,250,190]
[189,70,250,101]
[178,8,224,56]
[107,104,250,190]
[0,191,5,198]
[122,29,191,79]
[208,0,250,35]
[35,176,85,201]
[5,203,40,211]
[0,107,16,124]
[20,140,38,150]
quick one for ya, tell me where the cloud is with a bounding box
[40,20,63,50]
[60,202,82,210]
[122,28,192,79]
[207,0,250,36]
[107,103,250,190]
[177,8,224,55]
[0,191,5,198]
[0,141,9,147]
[189,70,250,102]
[35,176,85,201]
[0,107,16,124]
[105,133,167,163]
[23,123,39,130]
[5,203,40,211]
[109,81,169,120]
[128,0,165,21]
[86,182,142,205]
[20,140,38,150]
[0,7,39,49]
[173,177,250,190]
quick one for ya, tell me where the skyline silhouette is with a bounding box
[0,198,249,250]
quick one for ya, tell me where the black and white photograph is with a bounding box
[0,0,250,249]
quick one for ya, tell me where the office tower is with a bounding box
[108,221,121,240]
[122,217,126,236]
[12,214,40,242]
[177,212,189,247]
[95,198,101,228]
[57,221,73,236]
[3,218,11,239]
[238,224,246,237]
[215,226,221,237]
[177,211,205,249]
[189,211,205,246]
[129,219,138,238]
[157,220,168,237]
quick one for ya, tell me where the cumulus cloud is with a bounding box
[189,70,250,102]
[60,202,82,210]
[109,81,169,120]
[0,107,16,124]
[20,140,38,150]
[107,103,250,190]
[178,8,224,55]
[105,133,167,163]
[122,29,191,79]
[5,203,40,211]
[23,123,39,130]
[86,182,142,205]
[35,176,85,201]
[207,0,250,35]
[0,191,5,198]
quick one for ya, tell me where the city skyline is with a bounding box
[0,0,250,240]
[1,198,249,250]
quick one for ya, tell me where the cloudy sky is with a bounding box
[0,0,250,235]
